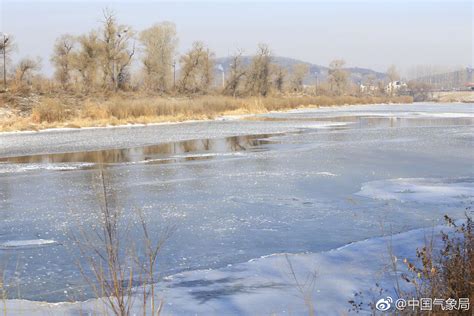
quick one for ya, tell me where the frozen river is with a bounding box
[0,103,473,302]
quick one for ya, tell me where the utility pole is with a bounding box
[1,33,8,91]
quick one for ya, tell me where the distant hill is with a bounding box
[214,56,387,84]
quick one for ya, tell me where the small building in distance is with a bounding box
[385,81,407,95]
[359,83,379,94]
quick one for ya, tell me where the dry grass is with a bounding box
[349,213,473,315]
[75,168,173,316]
[31,98,73,123]
[0,94,413,132]
[399,213,473,315]
[1,271,6,316]
[433,91,474,103]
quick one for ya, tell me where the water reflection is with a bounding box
[0,134,275,166]
[1,115,471,168]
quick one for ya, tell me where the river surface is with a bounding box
[0,103,473,302]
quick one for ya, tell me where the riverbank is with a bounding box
[2,102,472,158]
[432,90,474,103]
[0,94,412,132]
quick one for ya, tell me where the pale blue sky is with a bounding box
[1,0,472,75]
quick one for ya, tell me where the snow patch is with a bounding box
[0,162,94,174]
[315,172,338,177]
[0,239,58,250]
[170,152,246,159]
[356,177,474,203]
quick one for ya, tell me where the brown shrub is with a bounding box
[398,214,473,315]
[31,98,71,123]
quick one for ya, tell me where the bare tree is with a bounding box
[76,169,174,316]
[386,64,400,83]
[245,44,272,96]
[100,9,135,91]
[272,64,286,93]
[222,49,246,97]
[407,80,432,101]
[72,31,102,92]
[289,63,309,92]
[178,41,214,94]
[386,65,401,96]
[140,22,178,93]
[360,74,378,95]
[328,59,348,95]
[15,57,42,84]
[51,34,75,90]
[363,74,377,87]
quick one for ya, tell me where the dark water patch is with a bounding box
[0,134,278,171]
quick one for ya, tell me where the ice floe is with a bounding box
[0,162,94,174]
[0,239,58,250]
[356,177,474,204]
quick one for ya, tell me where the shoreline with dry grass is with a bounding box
[0,94,412,133]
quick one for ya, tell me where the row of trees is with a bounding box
[47,8,323,97]
[1,9,402,97]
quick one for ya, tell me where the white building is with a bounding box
[385,81,407,94]
[359,84,379,94]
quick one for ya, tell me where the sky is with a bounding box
[0,0,472,76]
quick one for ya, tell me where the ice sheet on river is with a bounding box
[266,103,474,119]
[3,223,458,315]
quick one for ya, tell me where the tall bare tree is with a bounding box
[328,59,348,95]
[51,34,75,90]
[222,49,246,97]
[386,64,400,83]
[100,9,135,91]
[290,63,310,92]
[72,31,102,92]
[15,57,42,84]
[272,64,286,93]
[245,44,272,96]
[139,22,178,93]
[178,41,214,93]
